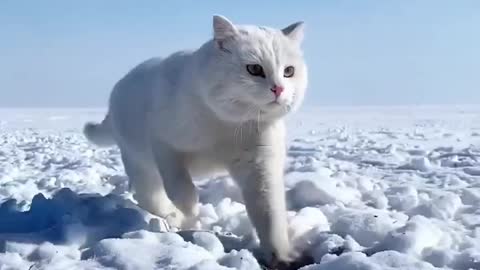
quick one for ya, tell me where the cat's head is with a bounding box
[200,15,308,123]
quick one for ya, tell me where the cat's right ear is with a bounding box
[213,15,237,47]
[282,21,305,44]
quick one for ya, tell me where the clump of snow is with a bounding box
[287,178,360,209]
[0,188,148,246]
[461,188,480,206]
[362,190,389,209]
[218,249,261,270]
[410,192,463,220]
[330,209,405,247]
[212,198,252,237]
[464,167,480,176]
[84,230,242,270]
[0,253,31,270]
[86,230,260,270]
[422,248,454,268]
[300,250,440,270]
[368,215,445,256]
[386,185,420,211]
[398,157,433,171]
[288,207,331,254]
[191,231,225,258]
[450,248,480,270]
[289,207,330,237]
[309,233,349,262]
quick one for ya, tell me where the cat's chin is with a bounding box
[267,101,292,112]
[258,106,292,121]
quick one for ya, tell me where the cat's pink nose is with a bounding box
[270,85,284,97]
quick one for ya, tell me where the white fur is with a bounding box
[84,15,307,263]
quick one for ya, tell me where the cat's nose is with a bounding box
[270,85,284,97]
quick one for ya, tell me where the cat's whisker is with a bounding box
[243,106,253,127]
[257,109,261,132]
[236,122,246,146]
[233,125,239,147]
[249,119,255,136]
[240,124,243,145]
[247,106,259,135]
[237,125,242,146]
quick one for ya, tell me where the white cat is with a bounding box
[84,15,307,264]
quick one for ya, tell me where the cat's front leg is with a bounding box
[228,122,291,264]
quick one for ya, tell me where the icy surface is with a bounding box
[1,106,480,269]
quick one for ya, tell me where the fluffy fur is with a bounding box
[84,15,307,263]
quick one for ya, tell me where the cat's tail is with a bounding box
[83,113,115,147]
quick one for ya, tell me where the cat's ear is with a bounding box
[213,15,237,42]
[282,21,305,44]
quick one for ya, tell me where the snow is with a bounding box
[1,106,480,269]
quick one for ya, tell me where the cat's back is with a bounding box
[107,50,198,143]
[113,50,193,93]
[109,50,195,109]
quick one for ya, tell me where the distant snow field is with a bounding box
[1,106,479,270]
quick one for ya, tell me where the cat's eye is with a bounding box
[246,64,265,78]
[284,66,295,78]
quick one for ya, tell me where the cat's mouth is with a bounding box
[268,100,281,105]
[266,100,288,108]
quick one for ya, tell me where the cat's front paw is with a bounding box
[272,249,297,266]
[258,246,307,269]
[264,250,314,270]
[180,214,201,230]
[256,250,289,269]
[164,210,185,230]
[165,210,200,231]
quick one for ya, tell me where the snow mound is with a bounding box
[0,188,150,246]
[330,209,405,247]
[0,189,260,270]
[83,230,260,270]
[300,250,441,270]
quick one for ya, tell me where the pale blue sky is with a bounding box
[1,0,479,107]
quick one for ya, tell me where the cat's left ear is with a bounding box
[282,21,305,44]
[213,15,238,42]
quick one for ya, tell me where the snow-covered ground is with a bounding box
[1,106,479,270]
